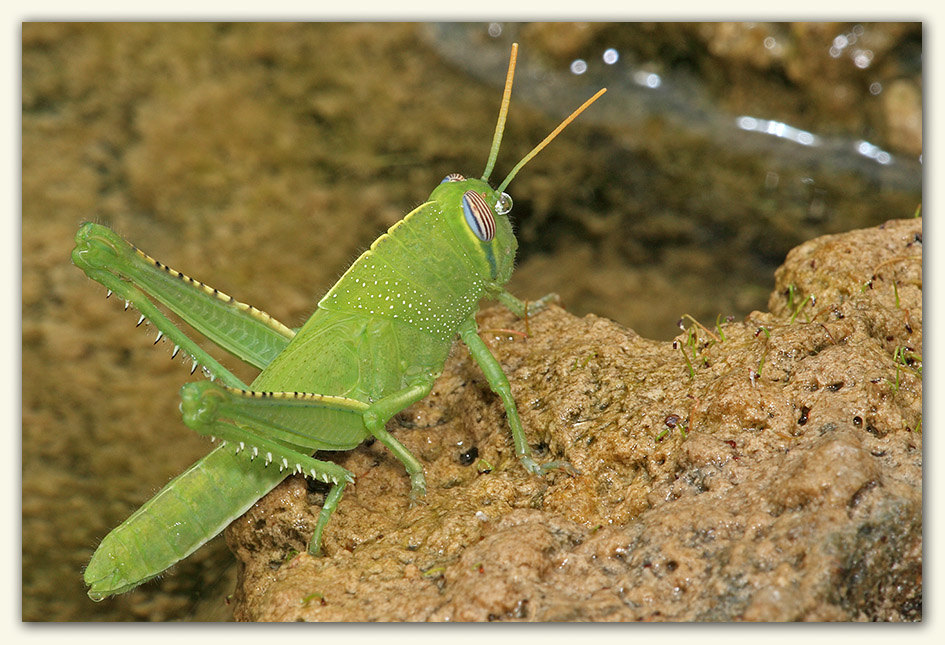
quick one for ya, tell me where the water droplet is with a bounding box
[496,192,513,215]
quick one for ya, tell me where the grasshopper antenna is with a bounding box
[497,87,607,194]
[481,43,518,182]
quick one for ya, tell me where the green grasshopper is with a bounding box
[72,44,605,601]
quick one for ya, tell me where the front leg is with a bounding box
[488,286,560,319]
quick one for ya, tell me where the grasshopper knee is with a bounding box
[71,222,124,272]
[180,382,225,432]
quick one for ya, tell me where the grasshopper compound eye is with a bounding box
[461,190,496,241]
[440,173,465,184]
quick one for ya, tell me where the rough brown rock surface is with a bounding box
[228,218,922,622]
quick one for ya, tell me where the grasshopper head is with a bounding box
[429,175,518,287]
[423,44,605,293]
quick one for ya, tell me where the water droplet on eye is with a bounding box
[496,192,513,215]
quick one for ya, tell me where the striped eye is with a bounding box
[440,172,465,184]
[461,190,496,242]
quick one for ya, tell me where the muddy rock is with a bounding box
[228,218,921,621]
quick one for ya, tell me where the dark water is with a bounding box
[424,22,921,339]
